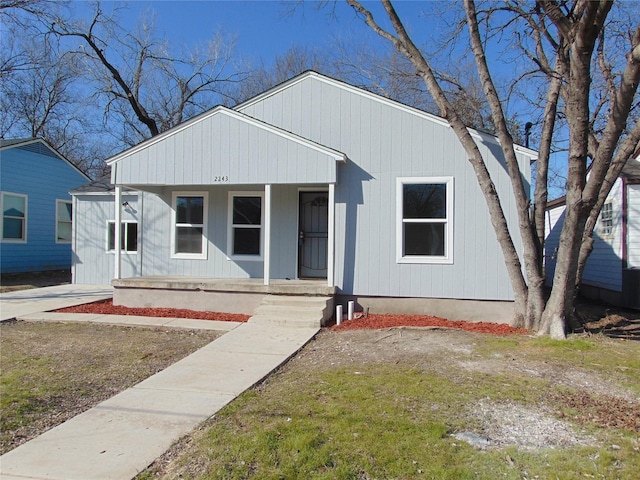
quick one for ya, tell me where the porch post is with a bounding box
[263,184,271,286]
[328,183,335,287]
[114,184,122,280]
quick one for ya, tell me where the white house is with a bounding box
[545,156,640,309]
[72,72,536,324]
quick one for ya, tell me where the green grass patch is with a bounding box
[139,331,639,480]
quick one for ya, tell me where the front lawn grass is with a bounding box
[139,332,640,480]
[0,320,221,454]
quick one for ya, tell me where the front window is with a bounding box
[107,221,138,253]
[172,192,207,258]
[228,192,263,259]
[397,177,454,264]
[1,192,27,242]
[56,200,72,243]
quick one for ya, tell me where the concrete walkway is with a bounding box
[0,288,319,480]
[0,284,113,321]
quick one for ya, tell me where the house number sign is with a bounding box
[213,176,229,182]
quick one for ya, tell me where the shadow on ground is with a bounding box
[575,296,640,341]
[0,270,71,293]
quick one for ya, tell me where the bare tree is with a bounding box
[345,0,640,337]
[46,2,243,146]
[230,45,330,104]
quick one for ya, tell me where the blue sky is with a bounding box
[113,1,448,67]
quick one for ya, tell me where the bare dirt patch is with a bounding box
[289,329,639,449]
[0,320,222,454]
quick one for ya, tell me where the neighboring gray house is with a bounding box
[72,72,536,323]
[545,156,640,309]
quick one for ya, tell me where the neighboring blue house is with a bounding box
[0,138,90,274]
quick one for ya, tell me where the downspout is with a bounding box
[264,184,271,286]
[328,183,335,287]
[114,163,122,280]
[139,191,144,277]
[622,177,628,270]
[71,194,77,284]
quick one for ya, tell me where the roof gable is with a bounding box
[110,106,346,186]
[235,71,536,160]
[0,138,90,180]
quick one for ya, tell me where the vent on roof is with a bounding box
[16,142,60,159]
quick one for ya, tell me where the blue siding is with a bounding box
[0,143,89,273]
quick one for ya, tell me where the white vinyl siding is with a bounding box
[396,177,454,264]
[627,184,640,269]
[238,73,524,300]
[1,192,27,242]
[599,201,614,237]
[228,191,264,261]
[171,192,208,259]
[546,179,624,292]
[107,221,138,253]
[56,200,72,243]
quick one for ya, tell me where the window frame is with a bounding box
[396,177,454,264]
[171,191,208,259]
[106,220,138,254]
[227,191,264,261]
[600,201,614,237]
[55,199,73,244]
[1,191,28,243]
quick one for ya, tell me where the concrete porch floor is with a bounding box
[112,276,336,296]
[111,276,337,316]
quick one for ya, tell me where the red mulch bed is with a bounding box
[330,313,528,335]
[55,299,250,322]
[56,300,527,335]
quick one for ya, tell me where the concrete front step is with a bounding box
[249,314,322,329]
[260,295,332,306]
[249,295,334,327]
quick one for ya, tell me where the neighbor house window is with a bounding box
[600,201,613,236]
[107,221,138,253]
[228,192,263,259]
[172,192,207,258]
[56,200,72,243]
[1,192,27,242]
[396,177,453,264]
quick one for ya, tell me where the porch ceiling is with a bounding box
[109,107,346,187]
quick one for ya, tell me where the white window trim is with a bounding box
[171,191,208,259]
[227,191,264,261]
[55,199,73,244]
[600,201,614,237]
[396,176,454,264]
[106,220,138,254]
[1,191,28,243]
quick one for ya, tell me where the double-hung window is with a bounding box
[600,201,613,236]
[107,221,138,253]
[1,192,27,242]
[397,177,454,264]
[172,192,207,258]
[228,192,263,260]
[56,200,72,243]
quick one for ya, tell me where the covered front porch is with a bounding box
[106,105,348,291]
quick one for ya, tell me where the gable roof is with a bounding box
[235,70,538,161]
[109,106,347,186]
[0,137,90,181]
